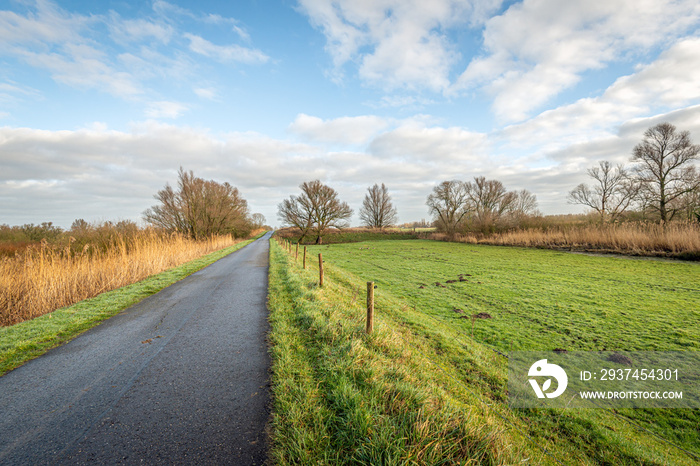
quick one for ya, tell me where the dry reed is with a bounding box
[430,222,700,258]
[0,231,244,327]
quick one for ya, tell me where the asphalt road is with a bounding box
[0,232,272,465]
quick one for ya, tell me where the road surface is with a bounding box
[0,232,272,465]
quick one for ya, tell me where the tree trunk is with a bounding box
[660,198,667,224]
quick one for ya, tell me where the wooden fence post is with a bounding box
[295,243,299,260]
[366,282,374,334]
[303,246,307,269]
[318,253,324,287]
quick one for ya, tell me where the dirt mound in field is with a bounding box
[608,353,632,365]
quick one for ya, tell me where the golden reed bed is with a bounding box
[430,222,700,258]
[0,231,244,326]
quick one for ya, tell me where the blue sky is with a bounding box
[2,0,700,228]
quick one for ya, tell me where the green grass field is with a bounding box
[312,240,700,353]
[269,237,700,464]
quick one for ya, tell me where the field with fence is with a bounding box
[269,236,699,464]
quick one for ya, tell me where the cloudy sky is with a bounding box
[2,0,700,228]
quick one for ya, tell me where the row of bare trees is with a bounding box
[426,177,539,234]
[568,123,700,223]
[277,176,539,241]
[144,167,265,239]
[277,181,402,243]
[276,123,699,239]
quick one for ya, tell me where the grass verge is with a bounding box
[0,235,261,375]
[267,238,697,464]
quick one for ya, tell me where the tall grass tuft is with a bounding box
[0,230,251,326]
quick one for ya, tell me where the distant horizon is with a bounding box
[0,210,621,232]
[2,1,700,228]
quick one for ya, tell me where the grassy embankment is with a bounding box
[268,237,699,464]
[0,232,265,375]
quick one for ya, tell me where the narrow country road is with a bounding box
[0,232,273,465]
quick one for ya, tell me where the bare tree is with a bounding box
[632,122,700,223]
[507,189,540,223]
[70,219,92,234]
[278,196,314,243]
[250,213,267,229]
[144,167,250,239]
[143,183,187,234]
[278,180,353,244]
[675,184,700,221]
[359,183,398,229]
[310,181,353,243]
[464,176,517,230]
[568,161,638,223]
[426,180,470,235]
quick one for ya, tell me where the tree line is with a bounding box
[275,122,699,240]
[139,122,699,243]
[276,176,538,242]
[144,167,266,239]
[9,123,694,246]
[568,122,700,223]
[4,122,697,246]
[426,178,539,235]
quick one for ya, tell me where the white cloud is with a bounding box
[289,113,389,145]
[369,120,490,167]
[194,87,219,100]
[483,37,700,214]
[21,46,144,98]
[152,1,252,41]
[145,101,189,119]
[456,0,700,122]
[0,2,143,98]
[0,123,319,226]
[0,117,498,227]
[108,16,174,44]
[4,96,698,228]
[500,37,700,154]
[0,0,89,46]
[297,0,503,91]
[184,33,269,64]
[0,80,42,106]
[0,1,270,106]
[366,94,435,109]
